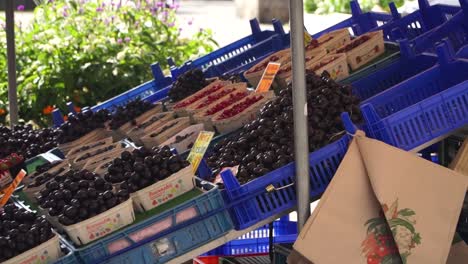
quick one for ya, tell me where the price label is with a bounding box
[187,131,214,173]
[255,62,281,93]
[0,170,26,207]
[304,26,313,46]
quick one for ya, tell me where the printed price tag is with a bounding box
[255,62,281,93]
[186,131,214,173]
[0,170,26,207]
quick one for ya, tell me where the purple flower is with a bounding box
[17,5,25,11]
[167,22,175,27]
[96,7,104,12]
[124,37,131,42]
[117,38,123,44]
[63,10,68,17]
[78,7,84,14]
[156,1,164,7]
[188,19,193,26]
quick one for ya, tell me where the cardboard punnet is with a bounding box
[293,132,468,264]
[173,80,232,117]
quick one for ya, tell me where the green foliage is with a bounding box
[305,0,406,14]
[0,0,217,126]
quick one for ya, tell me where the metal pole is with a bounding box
[289,0,310,231]
[5,0,19,126]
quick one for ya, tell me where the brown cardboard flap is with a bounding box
[287,249,314,264]
[450,138,468,176]
[294,132,468,264]
[447,240,468,263]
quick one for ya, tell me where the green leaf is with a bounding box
[388,218,415,233]
[365,217,387,234]
[413,232,422,244]
[398,209,415,217]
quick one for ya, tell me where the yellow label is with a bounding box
[0,170,26,207]
[186,131,214,173]
[256,62,281,93]
[304,26,312,46]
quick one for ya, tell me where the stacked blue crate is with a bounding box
[410,0,468,54]
[369,0,460,42]
[360,41,468,151]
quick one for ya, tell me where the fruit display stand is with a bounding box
[341,40,438,99]
[243,49,291,87]
[317,28,351,53]
[335,30,385,71]
[160,124,205,154]
[2,234,61,264]
[56,179,232,264]
[58,128,111,156]
[305,53,349,81]
[140,117,192,148]
[168,18,286,79]
[131,165,195,212]
[62,199,135,246]
[211,91,276,134]
[165,209,294,264]
[185,83,248,120]
[127,112,175,145]
[66,137,114,163]
[203,218,297,257]
[108,103,164,141]
[410,1,468,54]
[71,142,123,169]
[173,80,232,117]
[85,147,134,173]
[90,64,172,113]
[371,0,461,42]
[359,41,468,152]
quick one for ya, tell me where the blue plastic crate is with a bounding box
[456,43,468,58]
[410,0,468,54]
[74,179,233,264]
[370,0,460,42]
[53,63,172,126]
[360,41,468,151]
[91,63,172,112]
[197,134,350,230]
[205,219,297,256]
[350,39,438,101]
[168,19,284,80]
[53,239,80,264]
[310,0,394,39]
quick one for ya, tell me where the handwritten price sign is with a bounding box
[255,62,281,93]
[0,170,27,207]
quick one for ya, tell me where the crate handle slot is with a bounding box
[272,19,285,36]
[52,108,65,127]
[350,0,362,16]
[461,0,468,16]
[436,39,455,66]
[151,62,165,82]
[249,19,261,36]
[398,39,414,59]
[418,0,430,11]
[388,2,401,20]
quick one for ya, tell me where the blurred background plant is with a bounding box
[305,0,407,14]
[0,0,217,126]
